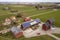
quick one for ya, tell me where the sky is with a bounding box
[0,0,60,2]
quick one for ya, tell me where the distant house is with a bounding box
[21,19,41,30]
[11,26,23,38]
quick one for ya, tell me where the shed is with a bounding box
[21,19,41,29]
[11,26,23,38]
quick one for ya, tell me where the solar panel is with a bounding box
[21,19,41,28]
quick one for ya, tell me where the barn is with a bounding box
[42,22,51,31]
[11,26,23,38]
[21,19,41,30]
[42,18,55,31]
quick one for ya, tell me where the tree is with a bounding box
[16,13,23,18]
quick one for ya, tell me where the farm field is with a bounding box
[0,4,60,40]
[53,34,60,38]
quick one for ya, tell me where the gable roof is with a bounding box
[49,18,55,23]
[21,19,41,28]
[45,22,50,27]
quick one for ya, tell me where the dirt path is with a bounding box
[47,33,60,40]
[29,10,57,17]
[46,27,60,34]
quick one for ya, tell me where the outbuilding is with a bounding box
[11,26,23,38]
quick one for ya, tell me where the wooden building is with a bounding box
[46,18,55,25]
[42,22,51,31]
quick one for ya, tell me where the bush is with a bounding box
[16,13,23,18]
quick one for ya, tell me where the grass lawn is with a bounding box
[53,34,60,38]
[32,10,60,27]
[0,4,60,40]
[0,33,56,40]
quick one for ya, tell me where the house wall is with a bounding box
[42,24,51,31]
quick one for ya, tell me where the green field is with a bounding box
[0,4,60,40]
[53,34,60,38]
